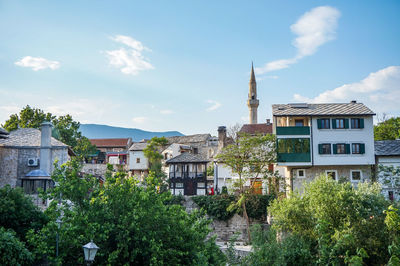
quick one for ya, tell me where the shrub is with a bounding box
[193,195,237,221]
[0,227,33,266]
[245,194,275,220]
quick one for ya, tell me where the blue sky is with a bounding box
[0,0,399,135]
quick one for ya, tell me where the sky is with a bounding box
[0,0,399,136]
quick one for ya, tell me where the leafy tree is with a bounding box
[269,175,390,265]
[1,105,96,159]
[143,136,168,172]
[374,117,400,140]
[28,160,225,265]
[0,185,48,241]
[0,227,33,266]
[215,133,278,241]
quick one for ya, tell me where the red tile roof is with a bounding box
[240,123,273,135]
[89,138,130,148]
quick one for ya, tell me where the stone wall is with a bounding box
[0,148,18,187]
[82,163,108,177]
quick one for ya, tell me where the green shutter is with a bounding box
[360,118,364,129]
[344,119,349,129]
[345,144,351,154]
[332,119,337,129]
[317,119,322,129]
[318,144,323,154]
[333,144,337,154]
[360,143,365,154]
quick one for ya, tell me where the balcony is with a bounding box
[277,152,311,163]
[169,172,206,179]
[276,126,310,135]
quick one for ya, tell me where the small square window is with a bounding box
[352,144,360,154]
[326,170,338,180]
[351,170,361,182]
[321,144,331,154]
[175,183,183,188]
[335,119,345,129]
[351,118,362,129]
[136,158,140,163]
[295,120,304,127]
[336,144,346,154]
[320,119,330,129]
[197,182,205,188]
[297,169,306,178]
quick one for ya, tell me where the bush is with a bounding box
[0,227,33,266]
[245,194,275,220]
[165,194,185,206]
[193,194,237,221]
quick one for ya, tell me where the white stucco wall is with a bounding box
[128,150,148,170]
[312,116,375,166]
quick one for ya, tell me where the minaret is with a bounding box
[247,62,259,124]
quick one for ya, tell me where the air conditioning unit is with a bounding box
[27,158,39,167]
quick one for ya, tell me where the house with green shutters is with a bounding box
[272,101,375,193]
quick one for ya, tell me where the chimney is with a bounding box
[218,126,227,149]
[40,121,53,175]
[350,100,357,104]
[266,119,271,125]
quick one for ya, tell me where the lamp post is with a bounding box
[83,240,99,265]
[55,217,62,257]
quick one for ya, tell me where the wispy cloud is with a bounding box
[106,35,154,75]
[132,116,147,123]
[15,56,60,71]
[256,6,340,74]
[206,100,221,112]
[160,109,174,115]
[293,66,400,114]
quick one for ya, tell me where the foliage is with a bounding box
[143,136,168,172]
[0,227,33,266]
[378,164,400,190]
[1,105,96,159]
[164,194,185,206]
[207,164,215,176]
[374,117,400,140]
[244,194,275,220]
[0,185,48,241]
[29,162,225,265]
[269,175,390,265]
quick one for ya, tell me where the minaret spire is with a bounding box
[247,62,259,124]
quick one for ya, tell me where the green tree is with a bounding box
[28,161,225,265]
[0,227,33,266]
[216,133,278,242]
[269,175,390,265]
[2,105,55,131]
[374,117,400,140]
[143,136,168,172]
[0,185,48,241]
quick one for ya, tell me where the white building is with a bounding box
[375,140,400,201]
[272,101,375,193]
[128,142,150,177]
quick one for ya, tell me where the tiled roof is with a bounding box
[166,152,209,164]
[272,103,375,116]
[0,128,9,139]
[0,128,67,147]
[90,138,131,148]
[240,123,273,135]
[129,142,149,151]
[166,134,211,144]
[375,140,400,156]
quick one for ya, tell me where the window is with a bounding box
[389,191,394,201]
[136,158,140,163]
[317,118,330,129]
[297,169,306,178]
[332,118,349,129]
[319,143,331,154]
[164,153,168,160]
[350,170,362,182]
[325,170,338,180]
[336,144,346,154]
[295,119,304,126]
[197,182,205,188]
[277,138,310,153]
[352,143,365,154]
[335,119,345,129]
[351,118,364,129]
[175,183,183,188]
[193,148,198,154]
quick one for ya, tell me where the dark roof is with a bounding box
[129,142,149,151]
[375,140,400,156]
[166,152,209,164]
[240,123,273,135]
[0,128,9,139]
[0,128,67,147]
[90,138,131,148]
[166,134,211,144]
[272,103,375,116]
[24,169,51,180]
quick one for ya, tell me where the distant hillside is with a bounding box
[79,124,184,142]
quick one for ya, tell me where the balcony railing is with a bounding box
[169,172,206,179]
[277,152,311,163]
[276,126,310,135]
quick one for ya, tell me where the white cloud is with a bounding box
[106,35,154,75]
[256,6,340,74]
[206,100,221,112]
[293,66,400,114]
[15,56,60,71]
[160,109,174,115]
[132,116,147,123]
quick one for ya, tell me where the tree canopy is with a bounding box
[374,117,400,140]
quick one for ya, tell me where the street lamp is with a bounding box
[83,240,99,265]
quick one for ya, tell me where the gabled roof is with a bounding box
[240,123,273,135]
[272,103,375,116]
[166,134,211,144]
[166,152,209,164]
[90,138,131,148]
[375,140,400,156]
[0,128,9,139]
[129,142,149,151]
[0,128,67,147]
